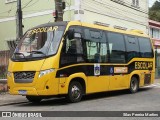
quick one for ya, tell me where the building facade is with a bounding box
[0,0,149,51]
[81,0,149,32]
[149,20,160,78]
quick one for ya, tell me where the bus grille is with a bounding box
[14,71,35,83]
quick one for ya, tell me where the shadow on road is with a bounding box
[13,87,153,107]
[17,97,69,107]
[83,87,153,101]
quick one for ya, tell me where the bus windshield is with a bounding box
[12,26,65,61]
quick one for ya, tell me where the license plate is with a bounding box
[18,90,27,95]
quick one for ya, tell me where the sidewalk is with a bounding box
[154,79,160,83]
[0,93,27,106]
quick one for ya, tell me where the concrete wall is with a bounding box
[0,80,8,92]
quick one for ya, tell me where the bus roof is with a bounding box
[29,21,149,38]
[68,21,150,38]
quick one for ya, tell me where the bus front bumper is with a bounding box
[9,87,38,96]
[9,87,59,96]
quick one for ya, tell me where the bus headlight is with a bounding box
[39,69,54,78]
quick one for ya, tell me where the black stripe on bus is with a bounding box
[56,61,153,78]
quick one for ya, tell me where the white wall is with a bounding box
[80,0,148,33]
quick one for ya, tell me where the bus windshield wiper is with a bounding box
[30,51,46,56]
[13,52,26,59]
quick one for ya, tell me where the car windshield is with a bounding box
[12,25,65,61]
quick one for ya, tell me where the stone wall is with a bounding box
[0,80,8,92]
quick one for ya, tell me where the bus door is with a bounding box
[59,27,85,93]
[83,28,110,93]
[107,32,129,90]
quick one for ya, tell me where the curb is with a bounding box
[0,79,7,84]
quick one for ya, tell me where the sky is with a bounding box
[149,0,157,7]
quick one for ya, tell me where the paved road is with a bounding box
[0,80,160,119]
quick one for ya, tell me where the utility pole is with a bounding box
[54,0,64,22]
[16,0,23,43]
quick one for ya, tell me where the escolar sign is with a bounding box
[27,26,58,36]
[135,61,153,70]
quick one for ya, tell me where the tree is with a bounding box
[149,1,160,22]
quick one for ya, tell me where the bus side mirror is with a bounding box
[66,29,82,40]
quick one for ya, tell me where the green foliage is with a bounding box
[150,1,160,11]
[149,1,160,22]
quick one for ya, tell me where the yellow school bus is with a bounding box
[7,21,155,103]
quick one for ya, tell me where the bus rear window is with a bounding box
[138,38,153,58]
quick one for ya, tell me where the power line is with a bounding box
[108,0,148,13]
[84,8,145,30]
[96,0,148,13]
[22,0,40,9]
[8,2,14,17]
[22,0,32,9]
[0,0,39,16]
[84,0,148,24]
[97,0,148,20]
[64,0,71,7]
[91,0,148,18]
[83,1,148,30]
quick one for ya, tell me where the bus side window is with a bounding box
[108,32,126,63]
[60,27,84,67]
[125,36,140,61]
[84,28,108,63]
[138,37,153,58]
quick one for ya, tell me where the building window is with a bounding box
[150,28,160,39]
[132,0,139,7]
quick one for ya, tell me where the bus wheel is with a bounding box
[67,81,83,103]
[129,77,139,93]
[26,96,42,103]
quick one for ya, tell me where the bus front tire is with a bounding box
[26,96,42,103]
[129,77,139,93]
[66,81,83,103]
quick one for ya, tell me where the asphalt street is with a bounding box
[0,79,160,119]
